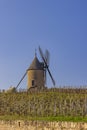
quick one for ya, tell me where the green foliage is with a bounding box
[0,88,87,122]
[0,115,87,122]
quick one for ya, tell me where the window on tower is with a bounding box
[32,80,35,86]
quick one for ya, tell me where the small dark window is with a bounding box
[32,80,34,86]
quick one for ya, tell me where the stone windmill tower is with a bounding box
[27,55,44,89]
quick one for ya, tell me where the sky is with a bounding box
[0,0,87,90]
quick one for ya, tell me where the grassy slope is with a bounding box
[0,115,87,122]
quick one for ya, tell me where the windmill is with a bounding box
[6,46,55,92]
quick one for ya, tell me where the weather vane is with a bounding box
[35,49,37,57]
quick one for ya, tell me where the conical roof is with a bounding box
[28,56,44,70]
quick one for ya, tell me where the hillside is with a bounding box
[0,88,87,122]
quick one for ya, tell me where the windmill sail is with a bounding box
[45,49,50,66]
[39,46,55,86]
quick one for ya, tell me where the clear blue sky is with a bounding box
[0,0,87,90]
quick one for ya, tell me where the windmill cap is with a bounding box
[28,56,44,70]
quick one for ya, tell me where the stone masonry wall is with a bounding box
[0,120,87,130]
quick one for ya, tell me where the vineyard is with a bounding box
[0,87,87,121]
